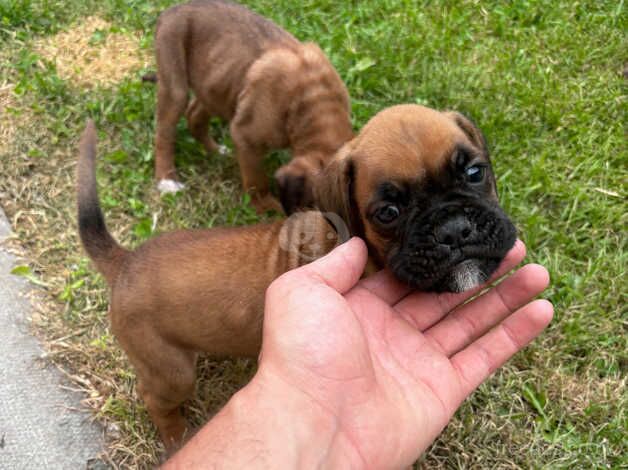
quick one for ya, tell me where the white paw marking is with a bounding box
[157,179,185,194]
[217,144,229,156]
[452,260,481,292]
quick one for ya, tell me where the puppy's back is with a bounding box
[155,0,299,119]
[156,0,296,51]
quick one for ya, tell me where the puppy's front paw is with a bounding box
[157,179,186,194]
[216,144,230,156]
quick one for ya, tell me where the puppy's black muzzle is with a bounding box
[388,199,516,292]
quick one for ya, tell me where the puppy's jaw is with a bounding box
[389,248,497,293]
[451,260,483,292]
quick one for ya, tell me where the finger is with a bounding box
[424,264,550,356]
[280,237,368,294]
[358,269,412,305]
[451,299,553,399]
[394,239,526,330]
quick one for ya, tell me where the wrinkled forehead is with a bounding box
[351,105,473,188]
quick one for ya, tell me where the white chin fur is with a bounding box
[157,179,185,194]
[452,260,482,292]
[217,144,229,156]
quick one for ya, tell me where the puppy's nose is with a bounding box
[434,215,473,246]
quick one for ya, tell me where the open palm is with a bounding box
[258,238,552,468]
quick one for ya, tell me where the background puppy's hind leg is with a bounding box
[154,28,189,193]
[155,85,188,194]
[186,98,229,156]
[126,339,197,452]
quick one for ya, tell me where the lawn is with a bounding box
[0,0,626,467]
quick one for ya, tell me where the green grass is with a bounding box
[1,0,626,467]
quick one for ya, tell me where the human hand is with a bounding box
[254,237,552,468]
[166,237,552,469]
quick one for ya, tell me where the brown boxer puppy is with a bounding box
[149,0,353,214]
[77,105,515,451]
[315,104,517,293]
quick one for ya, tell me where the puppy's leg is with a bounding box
[154,34,189,194]
[185,97,228,156]
[230,115,282,214]
[155,84,188,193]
[127,338,197,452]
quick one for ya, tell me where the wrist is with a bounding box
[231,372,352,468]
[164,370,363,469]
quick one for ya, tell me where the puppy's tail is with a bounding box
[141,72,157,83]
[77,121,128,285]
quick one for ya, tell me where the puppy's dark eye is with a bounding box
[465,165,485,184]
[375,204,400,225]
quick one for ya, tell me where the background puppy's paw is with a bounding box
[216,144,230,156]
[157,179,185,194]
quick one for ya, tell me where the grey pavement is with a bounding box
[0,208,107,469]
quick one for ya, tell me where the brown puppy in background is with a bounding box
[149,0,353,214]
[77,105,516,451]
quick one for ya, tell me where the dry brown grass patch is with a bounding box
[546,368,625,418]
[0,82,34,155]
[33,16,151,88]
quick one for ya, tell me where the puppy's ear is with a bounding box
[445,111,489,156]
[314,143,363,239]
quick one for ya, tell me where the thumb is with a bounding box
[270,237,368,297]
[301,237,368,293]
